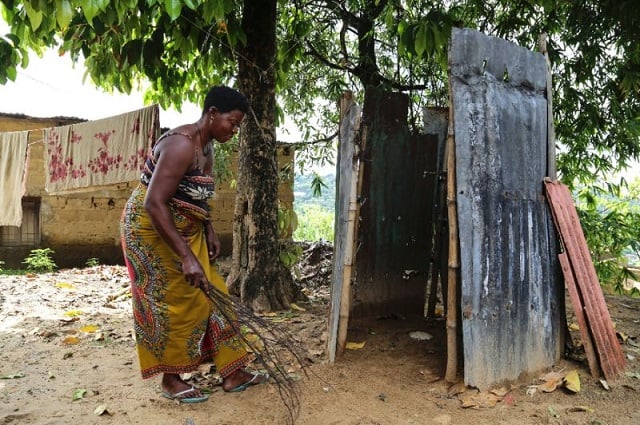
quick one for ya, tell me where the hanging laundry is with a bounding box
[43,104,159,194]
[0,130,29,227]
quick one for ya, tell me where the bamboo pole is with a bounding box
[444,75,461,383]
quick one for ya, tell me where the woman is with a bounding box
[120,86,267,403]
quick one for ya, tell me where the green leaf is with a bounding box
[164,0,183,21]
[24,3,43,31]
[80,0,100,24]
[55,0,73,29]
[183,0,200,11]
[5,34,20,47]
[121,38,143,66]
[6,65,16,81]
[415,24,427,56]
[72,388,87,401]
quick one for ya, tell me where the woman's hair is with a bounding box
[203,86,250,114]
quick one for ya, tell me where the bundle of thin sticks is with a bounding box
[201,282,307,424]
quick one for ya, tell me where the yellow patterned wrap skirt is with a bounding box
[120,184,250,379]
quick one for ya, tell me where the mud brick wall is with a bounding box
[0,113,294,268]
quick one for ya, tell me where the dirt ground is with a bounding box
[1,243,640,425]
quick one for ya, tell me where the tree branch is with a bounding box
[278,130,338,149]
[305,41,354,73]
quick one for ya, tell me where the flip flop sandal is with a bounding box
[162,386,210,403]
[226,371,269,393]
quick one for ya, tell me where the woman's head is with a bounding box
[203,86,250,114]
[202,86,249,143]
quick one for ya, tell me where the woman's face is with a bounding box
[211,109,245,143]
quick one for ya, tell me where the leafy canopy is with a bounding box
[2,0,639,289]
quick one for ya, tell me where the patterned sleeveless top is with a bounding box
[140,131,215,214]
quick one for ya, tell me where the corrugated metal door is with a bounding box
[450,28,564,388]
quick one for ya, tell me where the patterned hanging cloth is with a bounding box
[43,105,159,194]
[0,130,29,226]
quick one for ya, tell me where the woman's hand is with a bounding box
[181,253,209,289]
[205,222,221,262]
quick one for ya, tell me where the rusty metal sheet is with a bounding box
[451,28,563,389]
[558,252,601,377]
[544,180,626,380]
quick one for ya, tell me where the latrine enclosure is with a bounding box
[328,27,564,389]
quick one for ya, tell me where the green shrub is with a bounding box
[278,205,298,239]
[279,242,303,269]
[22,248,57,273]
[293,204,334,242]
[576,178,640,294]
[86,257,100,267]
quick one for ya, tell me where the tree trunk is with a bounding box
[227,0,297,312]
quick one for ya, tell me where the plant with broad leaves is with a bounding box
[22,248,57,273]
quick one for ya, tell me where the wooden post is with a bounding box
[445,78,461,383]
[327,92,361,362]
[538,33,557,179]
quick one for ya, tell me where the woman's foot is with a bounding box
[222,369,268,393]
[161,373,209,402]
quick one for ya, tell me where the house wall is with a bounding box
[0,113,294,269]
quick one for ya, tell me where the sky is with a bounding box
[0,18,309,145]
[0,20,201,128]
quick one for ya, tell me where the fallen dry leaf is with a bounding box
[459,391,502,408]
[539,370,564,382]
[345,341,366,350]
[537,370,564,393]
[563,370,580,393]
[62,336,80,345]
[490,387,508,397]
[616,331,629,343]
[538,379,560,393]
[55,282,76,290]
[290,303,306,312]
[408,331,433,341]
[447,382,468,397]
[94,404,111,416]
[79,325,100,333]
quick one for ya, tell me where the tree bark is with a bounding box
[227,0,297,312]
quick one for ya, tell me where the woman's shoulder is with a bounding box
[151,125,200,171]
[155,126,196,150]
[159,125,195,141]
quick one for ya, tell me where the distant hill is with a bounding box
[293,173,336,212]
